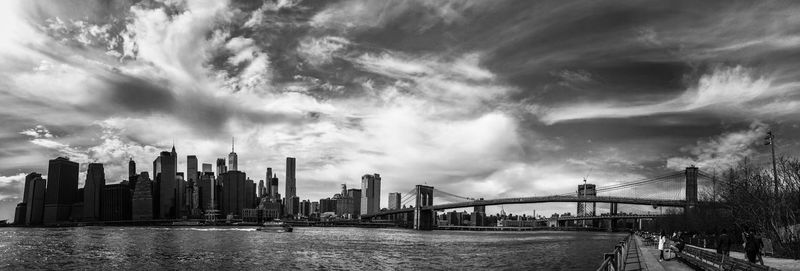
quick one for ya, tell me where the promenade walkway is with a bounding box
[634,235,693,271]
[691,245,800,271]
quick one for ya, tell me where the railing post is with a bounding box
[603,253,615,271]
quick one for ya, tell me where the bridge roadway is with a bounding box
[362,195,686,219]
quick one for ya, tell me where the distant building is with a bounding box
[285,157,296,215]
[311,201,319,214]
[216,158,227,178]
[347,189,361,217]
[128,157,136,182]
[131,172,154,220]
[220,171,246,216]
[228,138,238,171]
[25,175,46,225]
[187,155,198,186]
[258,180,264,198]
[14,173,41,224]
[388,192,401,210]
[320,198,336,213]
[43,157,79,224]
[300,200,311,217]
[83,163,105,221]
[360,174,381,215]
[199,172,215,210]
[202,163,212,173]
[102,183,132,221]
[154,147,178,219]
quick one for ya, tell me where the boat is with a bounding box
[256,220,293,232]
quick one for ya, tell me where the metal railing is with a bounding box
[597,233,633,271]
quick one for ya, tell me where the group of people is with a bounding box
[654,228,766,265]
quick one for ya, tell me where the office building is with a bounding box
[228,138,238,171]
[83,163,105,221]
[43,157,79,223]
[132,172,154,220]
[320,198,336,213]
[153,147,178,219]
[284,158,296,215]
[347,189,361,217]
[14,173,42,224]
[265,168,272,195]
[360,173,381,216]
[269,174,278,199]
[102,183,132,221]
[388,192,401,210]
[187,155,198,185]
[300,199,311,217]
[220,171,246,216]
[216,158,227,178]
[25,175,47,225]
[202,163,213,173]
[285,157,296,215]
[128,158,136,180]
[311,201,319,214]
[258,180,264,198]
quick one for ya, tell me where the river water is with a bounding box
[0,227,624,270]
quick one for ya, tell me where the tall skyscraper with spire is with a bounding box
[228,137,238,171]
[154,145,178,218]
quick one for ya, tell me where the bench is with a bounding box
[672,245,773,271]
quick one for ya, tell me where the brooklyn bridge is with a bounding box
[362,166,721,230]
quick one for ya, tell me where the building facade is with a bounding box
[360,174,381,216]
[43,157,79,224]
[83,163,105,221]
[388,192,401,210]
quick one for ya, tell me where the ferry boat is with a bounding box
[256,220,293,232]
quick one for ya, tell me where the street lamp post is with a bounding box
[764,131,778,197]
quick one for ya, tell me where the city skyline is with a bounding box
[3,0,800,222]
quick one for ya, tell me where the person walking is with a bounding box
[745,231,760,263]
[719,229,731,256]
[658,231,667,262]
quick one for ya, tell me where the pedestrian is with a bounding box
[745,231,759,263]
[719,229,731,256]
[756,232,765,265]
[658,231,667,262]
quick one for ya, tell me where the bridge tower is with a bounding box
[685,166,698,211]
[413,185,434,230]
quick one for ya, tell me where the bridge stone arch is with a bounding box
[685,166,698,210]
[414,185,434,230]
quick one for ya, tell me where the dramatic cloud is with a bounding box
[1,0,800,221]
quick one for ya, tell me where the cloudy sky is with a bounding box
[2,0,800,220]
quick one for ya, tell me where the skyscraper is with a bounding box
[128,158,136,179]
[156,147,177,219]
[187,155,198,184]
[83,163,105,221]
[216,158,226,178]
[25,175,46,225]
[360,173,381,215]
[220,171,246,216]
[131,172,154,220]
[43,157,79,223]
[228,138,238,171]
[258,180,264,198]
[388,192,401,210]
[285,157,297,216]
[285,157,296,198]
[14,172,42,224]
[202,163,213,173]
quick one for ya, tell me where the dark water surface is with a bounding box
[0,227,624,270]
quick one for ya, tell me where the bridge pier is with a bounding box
[413,185,435,230]
[607,202,619,232]
[685,166,698,213]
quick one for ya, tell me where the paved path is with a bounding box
[635,236,693,271]
[691,245,800,271]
